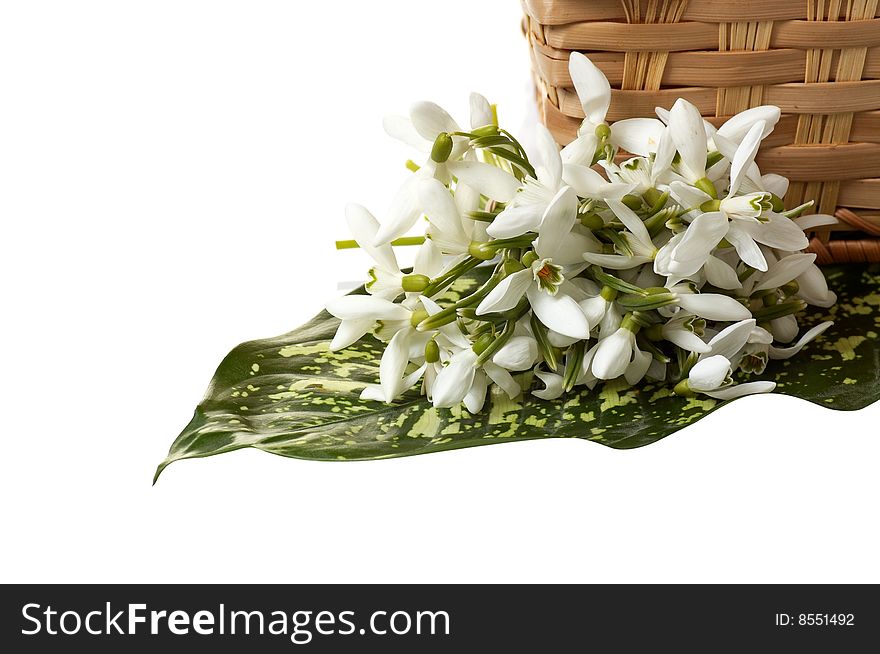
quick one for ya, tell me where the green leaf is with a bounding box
[156,265,880,481]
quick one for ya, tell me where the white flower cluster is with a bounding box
[327,53,837,412]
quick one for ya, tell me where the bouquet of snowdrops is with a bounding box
[326,53,837,414]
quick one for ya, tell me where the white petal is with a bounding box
[492,335,539,371]
[796,265,837,308]
[569,52,611,125]
[669,180,712,211]
[562,164,633,200]
[413,239,444,278]
[607,198,652,247]
[417,177,466,240]
[469,92,493,129]
[552,230,602,265]
[688,355,731,391]
[484,362,522,399]
[770,315,799,343]
[535,186,577,259]
[380,329,412,402]
[400,364,427,394]
[753,253,817,292]
[329,318,374,351]
[669,98,708,182]
[535,123,562,185]
[432,349,478,409]
[704,255,741,290]
[533,370,565,400]
[409,101,459,141]
[527,286,591,339]
[706,319,757,360]
[677,293,751,321]
[326,295,411,321]
[373,174,423,245]
[624,346,652,385]
[769,321,833,359]
[717,105,780,143]
[760,173,789,198]
[345,203,400,273]
[672,211,729,263]
[462,369,489,413]
[705,381,775,400]
[739,213,809,251]
[591,327,633,380]
[578,295,608,328]
[728,120,765,197]
[793,213,838,231]
[486,203,544,239]
[359,384,386,402]
[582,252,652,270]
[560,133,598,166]
[447,160,520,202]
[383,114,430,151]
[662,325,711,353]
[475,269,532,315]
[653,127,676,179]
[725,224,768,271]
[610,117,665,156]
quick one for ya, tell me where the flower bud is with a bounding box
[621,194,643,211]
[594,123,611,140]
[424,339,440,363]
[468,241,497,260]
[579,212,604,231]
[409,308,429,328]
[472,332,495,355]
[520,251,539,268]
[430,132,454,163]
[401,273,430,292]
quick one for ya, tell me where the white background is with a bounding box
[1,0,878,584]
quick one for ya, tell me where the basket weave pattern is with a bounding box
[523,0,880,262]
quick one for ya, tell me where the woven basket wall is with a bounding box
[523,0,880,263]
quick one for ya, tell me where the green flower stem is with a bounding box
[468,210,498,222]
[752,299,808,322]
[475,320,518,366]
[530,314,559,372]
[421,256,483,297]
[589,266,645,295]
[782,201,814,219]
[636,334,671,363]
[618,288,677,311]
[599,228,633,257]
[645,190,670,216]
[563,340,586,392]
[335,236,425,250]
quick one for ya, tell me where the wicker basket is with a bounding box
[523,0,880,263]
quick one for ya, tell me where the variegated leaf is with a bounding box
[156,264,880,481]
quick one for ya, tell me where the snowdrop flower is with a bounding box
[431,346,519,412]
[375,96,521,245]
[680,354,775,400]
[344,203,445,299]
[488,124,567,239]
[476,187,591,338]
[492,335,539,371]
[590,314,651,382]
[326,295,412,352]
[581,199,657,270]
[661,313,710,353]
